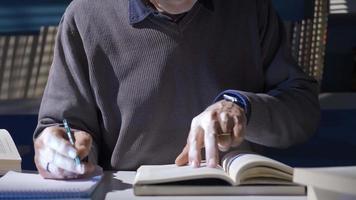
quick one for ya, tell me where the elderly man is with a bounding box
[34,0,320,179]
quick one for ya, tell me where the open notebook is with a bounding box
[0,171,102,199]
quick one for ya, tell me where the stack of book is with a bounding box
[294,166,356,200]
[0,129,21,175]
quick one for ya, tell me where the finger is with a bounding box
[43,130,78,160]
[188,126,204,168]
[203,121,219,168]
[217,112,233,152]
[34,138,53,179]
[218,133,232,152]
[232,115,246,146]
[36,153,76,179]
[73,131,92,159]
[35,154,61,179]
[39,147,84,174]
[47,162,96,179]
[175,144,189,166]
[36,152,95,180]
[218,112,234,134]
[46,162,78,179]
[79,162,96,178]
[216,120,232,152]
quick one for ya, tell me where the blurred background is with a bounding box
[0,0,355,170]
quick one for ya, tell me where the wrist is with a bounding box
[214,90,251,124]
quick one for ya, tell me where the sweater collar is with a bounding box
[128,0,214,25]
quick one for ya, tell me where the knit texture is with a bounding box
[34,0,320,170]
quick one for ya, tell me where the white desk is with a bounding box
[93,172,307,200]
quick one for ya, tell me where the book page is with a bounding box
[238,167,294,185]
[0,129,21,160]
[134,163,235,185]
[222,152,293,185]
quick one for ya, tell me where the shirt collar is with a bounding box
[128,0,214,25]
[128,0,153,25]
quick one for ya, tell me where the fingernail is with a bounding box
[208,158,217,168]
[68,148,77,159]
[76,164,85,174]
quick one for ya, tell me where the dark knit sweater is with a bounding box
[34,0,320,170]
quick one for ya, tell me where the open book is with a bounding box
[0,129,21,175]
[134,152,305,196]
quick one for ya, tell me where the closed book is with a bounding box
[293,166,356,199]
[0,129,21,175]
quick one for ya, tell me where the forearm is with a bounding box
[240,78,320,148]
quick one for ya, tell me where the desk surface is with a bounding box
[92,171,307,200]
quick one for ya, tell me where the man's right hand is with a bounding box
[34,126,96,179]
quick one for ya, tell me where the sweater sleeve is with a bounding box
[33,10,101,162]
[239,0,320,148]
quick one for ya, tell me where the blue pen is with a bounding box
[63,119,81,165]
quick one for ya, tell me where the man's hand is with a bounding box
[175,100,247,168]
[34,126,96,179]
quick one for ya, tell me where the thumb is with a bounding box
[73,131,93,159]
[175,144,189,166]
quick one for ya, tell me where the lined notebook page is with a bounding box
[0,171,101,199]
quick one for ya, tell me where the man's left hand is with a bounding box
[175,100,247,168]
